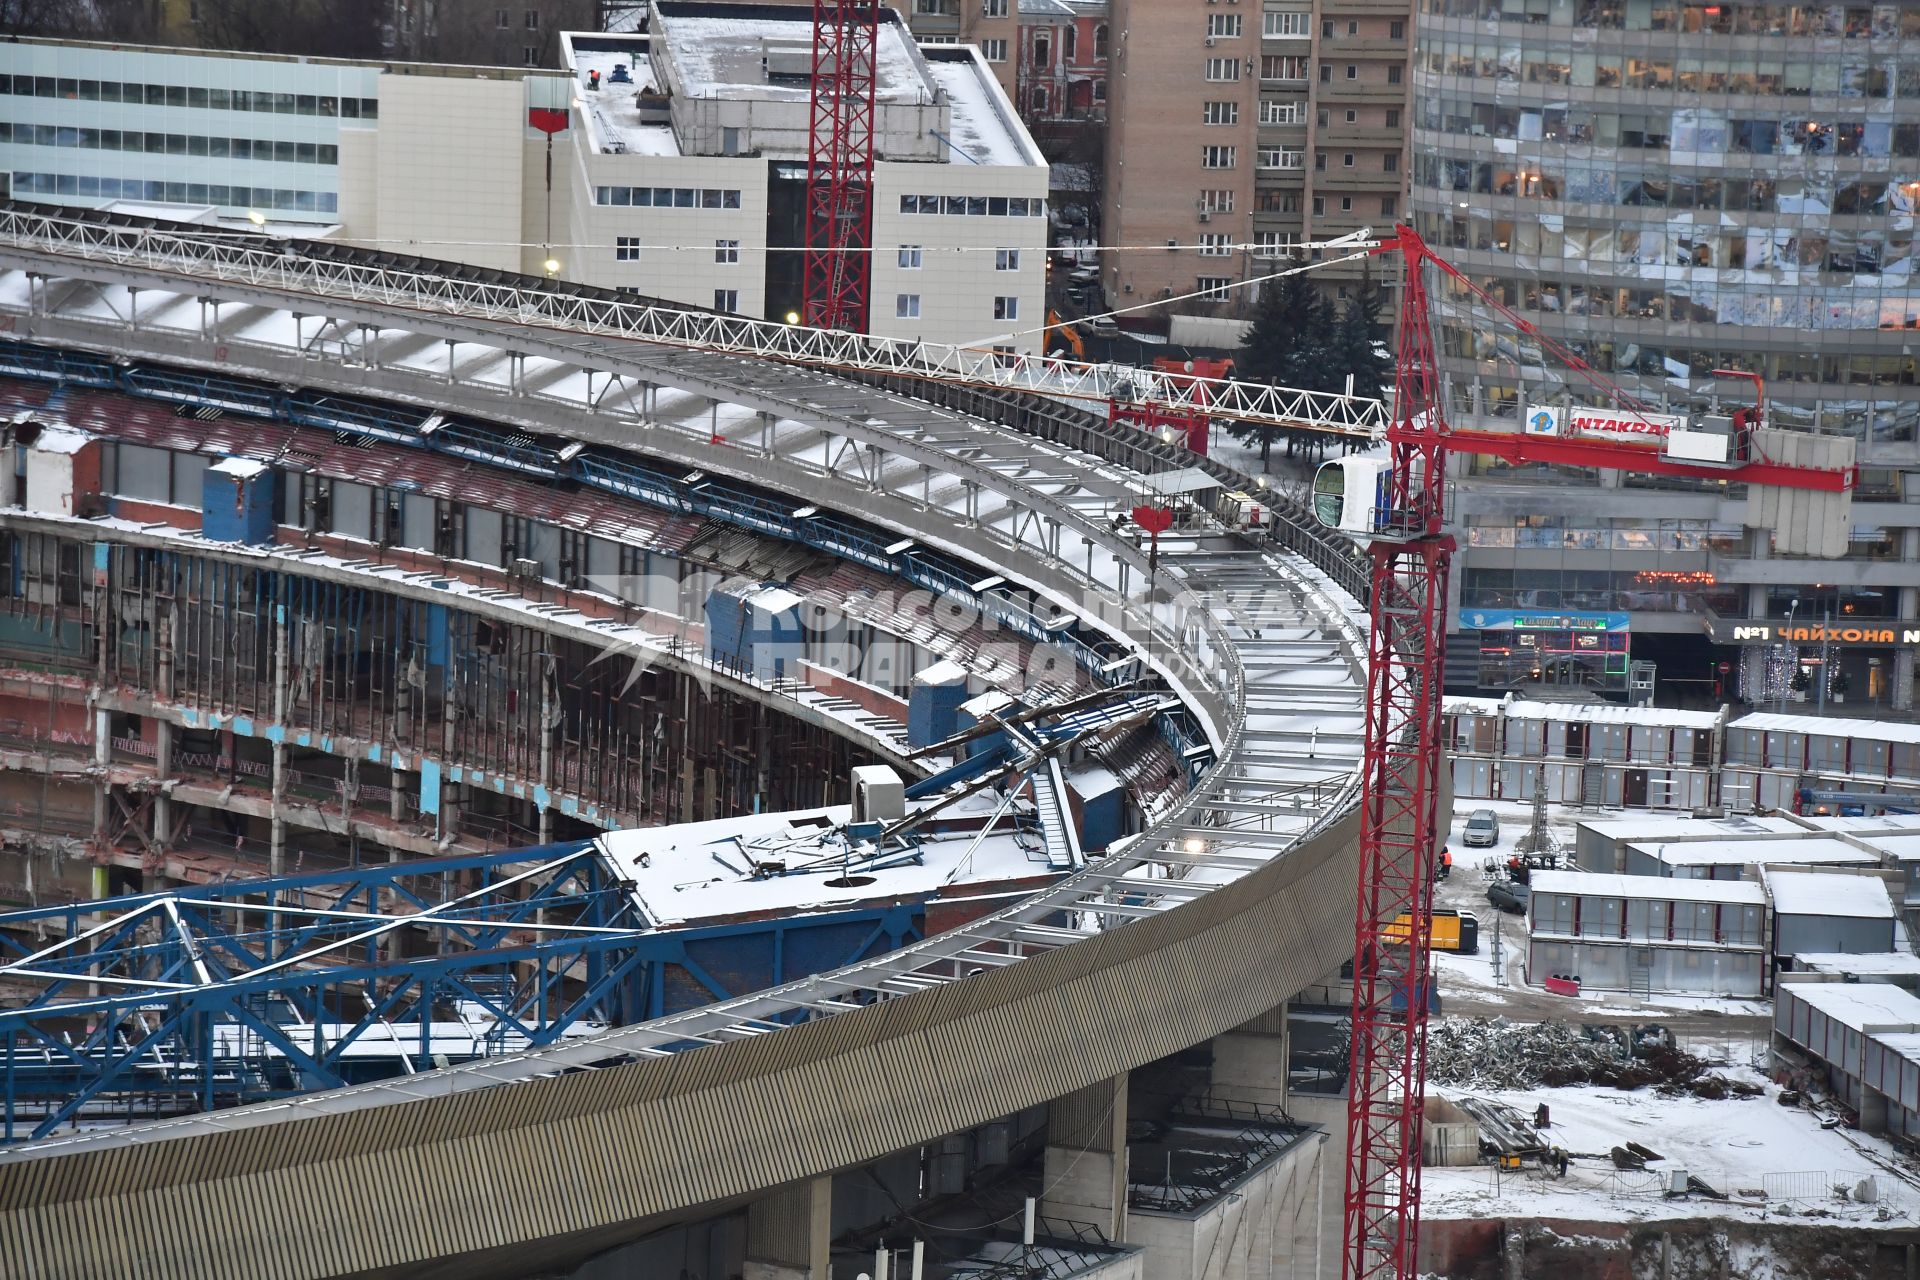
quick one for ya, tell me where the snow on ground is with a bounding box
[1425,1073,1920,1225]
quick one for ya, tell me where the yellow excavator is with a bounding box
[1046,309,1086,360]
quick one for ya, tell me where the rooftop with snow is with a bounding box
[595,788,1056,928]
[561,4,1041,167]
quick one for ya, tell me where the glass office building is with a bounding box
[1411,0,1920,709]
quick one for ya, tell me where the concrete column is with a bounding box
[537,661,554,845]
[1896,531,1919,711]
[1041,1071,1129,1242]
[269,602,289,878]
[1211,1006,1289,1110]
[743,1175,831,1280]
[152,717,174,853]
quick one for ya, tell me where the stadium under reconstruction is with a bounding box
[0,206,1385,1280]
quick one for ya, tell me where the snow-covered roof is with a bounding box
[1781,979,1920,1032]
[1633,836,1877,868]
[1528,869,1766,906]
[654,8,928,106]
[1575,814,1806,844]
[595,789,1049,928]
[924,55,1032,167]
[1796,951,1920,976]
[1763,870,1895,920]
[913,658,969,688]
[1444,696,1722,730]
[1731,711,1920,746]
[1855,833,1920,864]
[28,426,93,455]
[209,456,270,479]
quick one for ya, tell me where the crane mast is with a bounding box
[1341,226,1452,1280]
[803,1,879,332]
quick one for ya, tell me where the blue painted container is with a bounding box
[907,659,969,749]
[201,457,278,545]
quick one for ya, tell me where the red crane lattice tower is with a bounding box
[803,2,879,331]
[1341,225,1453,1280]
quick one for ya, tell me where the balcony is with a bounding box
[1317,34,1408,54]
[1315,79,1408,102]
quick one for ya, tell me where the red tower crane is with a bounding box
[1335,226,1854,1280]
[803,2,880,331]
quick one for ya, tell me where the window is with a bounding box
[1260,148,1302,169]
[1095,23,1109,56]
[1034,35,1050,65]
[1261,100,1301,124]
[995,248,1021,270]
[984,0,1007,13]
[1263,11,1307,36]
[993,296,1019,320]
[897,294,922,318]
[1201,145,1237,168]
[1340,195,1353,211]
[1253,231,1297,258]
[1203,101,1239,125]
[1198,233,1234,256]
[982,39,1007,61]
[1197,277,1232,300]
[1387,63,1402,84]
[713,289,738,312]
[1200,188,1234,212]
[1318,64,1331,82]
[1345,109,1357,123]
[1064,26,1076,60]
[1314,151,1327,170]
[715,239,740,264]
[524,46,539,65]
[1346,20,1357,34]
[1389,19,1404,38]
[1312,196,1326,214]
[1031,86,1048,112]
[1207,13,1242,37]
[1206,58,1241,81]
[1346,64,1358,79]
[1385,108,1399,128]
[898,244,923,268]
[1321,18,1334,37]
[496,8,510,27]
[1264,55,1307,80]
[1343,152,1355,167]
[1383,152,1398,172]
[525,8,539,27]
[616,237,641,261]
[1380,195,1397,217]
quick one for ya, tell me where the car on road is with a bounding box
[1486,878,1529,914]
[1463,808,1500,848]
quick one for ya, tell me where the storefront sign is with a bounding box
[1459,609,1630,633]
[1704,617,1920,647]
[1521,404,1686,444]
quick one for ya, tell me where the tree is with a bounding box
[1229,270,1311,466]
[1333,284,1394,403]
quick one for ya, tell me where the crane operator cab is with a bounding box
[1312,457,1405,539]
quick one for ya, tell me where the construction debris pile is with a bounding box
[1426,1017,1764,1099]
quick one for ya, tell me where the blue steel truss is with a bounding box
[0,841,922,1142]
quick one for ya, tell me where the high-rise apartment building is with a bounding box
[1101,0,1410,319]
[1411,0,1920,710]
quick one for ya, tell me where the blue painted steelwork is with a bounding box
[0,840,924,1142]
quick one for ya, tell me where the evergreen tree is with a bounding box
[1333,286,1394,402]
[1229,269,1317,465]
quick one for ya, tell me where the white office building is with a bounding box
[0,1,1048,347]
[561,5,1047,344]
